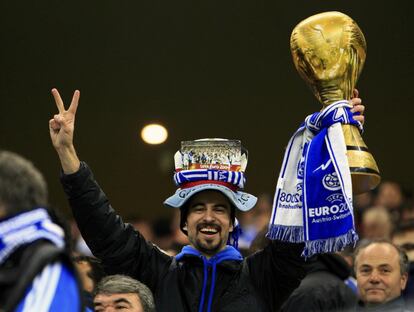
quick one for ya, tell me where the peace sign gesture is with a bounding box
[49,88,81,173]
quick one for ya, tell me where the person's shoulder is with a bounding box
[16,261,82,311]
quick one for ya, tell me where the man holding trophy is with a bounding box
[49,12,367,312]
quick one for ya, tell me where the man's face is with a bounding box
[362,211,392,240]
[355,243,408,306]
[183,190,233,258]
[392,230,414,247]
[393,229,414,261]
[94,293,143,312]
[75,260,94,293]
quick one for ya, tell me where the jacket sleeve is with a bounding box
[60,161,172,291]
[246,241,306,311]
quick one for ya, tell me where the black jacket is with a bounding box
[61,162,306,312]
[281,253,357,312]
[403,262,414,310]
[355,297,412,312]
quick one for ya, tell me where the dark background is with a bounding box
[1,0,413,219]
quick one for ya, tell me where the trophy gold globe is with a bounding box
[290,11,380,194]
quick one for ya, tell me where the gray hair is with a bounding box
[94,275,155,312]
[354,239,409,275]
[0,151,48,215]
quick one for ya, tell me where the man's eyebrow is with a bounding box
[114,298,132,305]
[359,263,392,268]
[190,202,204,206]
[189,202,205,208]
[214,203,229,207]
[359,264,372,268]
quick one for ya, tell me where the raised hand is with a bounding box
[49,89,79,149]
[49,88,81,174]
[350,89,365,125]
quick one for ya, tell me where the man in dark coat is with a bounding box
[48,88,365,311]
[48,88,305,312]
[281,253,357,312]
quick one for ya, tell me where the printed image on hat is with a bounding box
[164,138,257,211]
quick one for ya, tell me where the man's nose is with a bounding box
[368,272,381,284]
[203,208,215,221]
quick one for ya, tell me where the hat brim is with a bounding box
[164,183,257,212]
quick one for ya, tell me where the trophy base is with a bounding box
[351,171,381,195]
[342,124,381,194]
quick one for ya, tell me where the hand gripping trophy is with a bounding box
[290,11,380,194]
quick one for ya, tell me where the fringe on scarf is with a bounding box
[266,225,304,243]
[302,229,359,258]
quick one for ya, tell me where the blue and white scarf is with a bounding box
[0,208,80,311]
[174,169,245,189]
[267,101,359,257]
[0,208,65,265]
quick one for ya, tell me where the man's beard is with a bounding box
[194,236,223,256]
[192,222,226,256]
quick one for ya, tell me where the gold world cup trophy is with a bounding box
[290,11,380,194]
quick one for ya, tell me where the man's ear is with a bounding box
[401,272,408,290]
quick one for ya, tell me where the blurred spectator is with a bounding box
[393,223,414,261]
[339,245,356,269]
[70,219,93,256]
[170,208,189,249]
[393,223,414,308]
[151,217,176,255]
[94,275,155,312]
[374,181,405,224]
[128,215,185,256]
[74,256,106,309]
[127,216,154,242]
[252,193,273,230]
[354,192,375,211]
[246,227,270,256]
[400,202,414,223]
[237,193,272,251]
[353,191,376,232]
[0,151,84,311]
[281,253,357,312]
[338,246,358,294]
[375,181,404,210]
[354,240,409,311]
[361,206,393,240]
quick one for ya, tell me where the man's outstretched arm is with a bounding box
[48,89,171,291]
